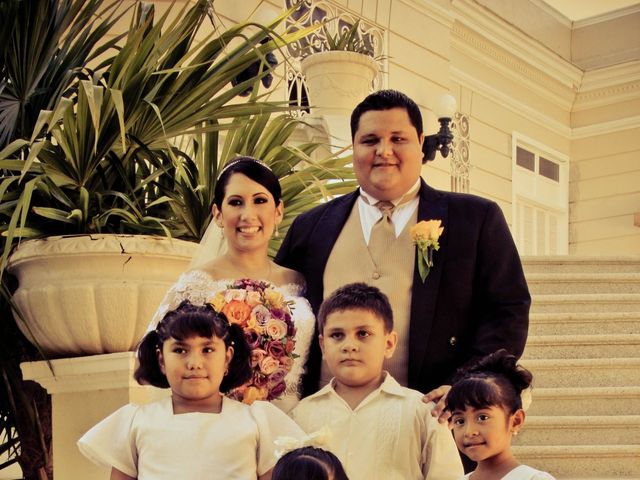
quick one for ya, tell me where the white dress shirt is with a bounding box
[358,179,421,244]
[290,372,463,480]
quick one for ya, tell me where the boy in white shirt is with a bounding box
[291,283,463,480]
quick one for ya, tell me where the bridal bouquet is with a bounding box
[209,279,297,403]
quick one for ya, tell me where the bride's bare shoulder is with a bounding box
[191,259,227,280]
[272,263,305,287]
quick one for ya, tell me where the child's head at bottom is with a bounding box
[134,300,252,401]
[317,283,397,389]
[446,349,532,465]
[272,446,349,480]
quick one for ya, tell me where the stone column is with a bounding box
[21,352,168,480]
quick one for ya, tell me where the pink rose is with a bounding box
[250,348,267,368]
[252,305,271,325]
[287,321,296,337]
[267,367,288,387]
[284,338,296,355]
[265,340,286,359]
[268,381,287,400]
[245,291,262,307]
[265,319,288,340]
[259,356,280,375]
[244,329,261,349]
[279,356,294,370]
[253,372,269,388]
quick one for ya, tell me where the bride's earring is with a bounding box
[274,224,279,238]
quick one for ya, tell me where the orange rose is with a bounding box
[243,385,268,404]
[221,300,252,326]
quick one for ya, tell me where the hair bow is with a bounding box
[520,387,532,412]
[274,426,332,459]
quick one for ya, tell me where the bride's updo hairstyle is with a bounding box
[135,300,252,393]
[446,349,532,415]
[213,156,282,209]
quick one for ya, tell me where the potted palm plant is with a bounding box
[0,0,355,476]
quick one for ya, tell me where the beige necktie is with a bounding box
[368,201,396,260]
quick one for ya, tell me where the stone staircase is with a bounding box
[515,256,640,479]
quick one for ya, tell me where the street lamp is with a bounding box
[422,93,457,162]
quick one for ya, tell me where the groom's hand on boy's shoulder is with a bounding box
[422,385,452,424]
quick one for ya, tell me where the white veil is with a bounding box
[187,220,227,271]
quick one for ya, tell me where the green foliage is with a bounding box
[0,0,326,271]
[322,20,369,55]
[164,113,356,256]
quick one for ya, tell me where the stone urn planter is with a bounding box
[300,51,379,148]
[7,234,197,357]
[301,50,379,116]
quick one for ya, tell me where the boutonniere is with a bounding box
[410,219,444,282]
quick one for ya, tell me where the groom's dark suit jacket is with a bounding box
[276,180,530,396]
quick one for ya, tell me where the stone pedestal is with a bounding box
[21,353,168,480]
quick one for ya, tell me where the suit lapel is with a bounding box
[408,181,449,386]
[307,190,359,309]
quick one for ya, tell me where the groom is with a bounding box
[276,90,530,412]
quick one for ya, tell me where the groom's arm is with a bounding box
[470,200,530,360]
[425,200,530,421]
[275,212,307,273]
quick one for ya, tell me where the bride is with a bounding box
[150,156,314,412]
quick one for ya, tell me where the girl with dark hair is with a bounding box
[273,446,349,480]
[78,300,304,480]
[150,156,315,412]
[446,349,555,480]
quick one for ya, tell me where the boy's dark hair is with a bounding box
[317,282,393,333]
[213,155,282,209]
[350,89,423,140]
[446,349,533,415]
[135,300,252,392]
[272,446,349,480]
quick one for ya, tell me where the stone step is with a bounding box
[526,273,640,294]
[528,312,640,335]
[513,445,640,478]
[521,358,640,388]
[519,415,640,445]
[522,256,640,274]
[523,334,640,359]
[530,294,640,313]
[527,387,640,416]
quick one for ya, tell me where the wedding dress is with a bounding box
[150,270,315,413]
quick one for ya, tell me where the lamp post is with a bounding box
[422,93,457,162]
